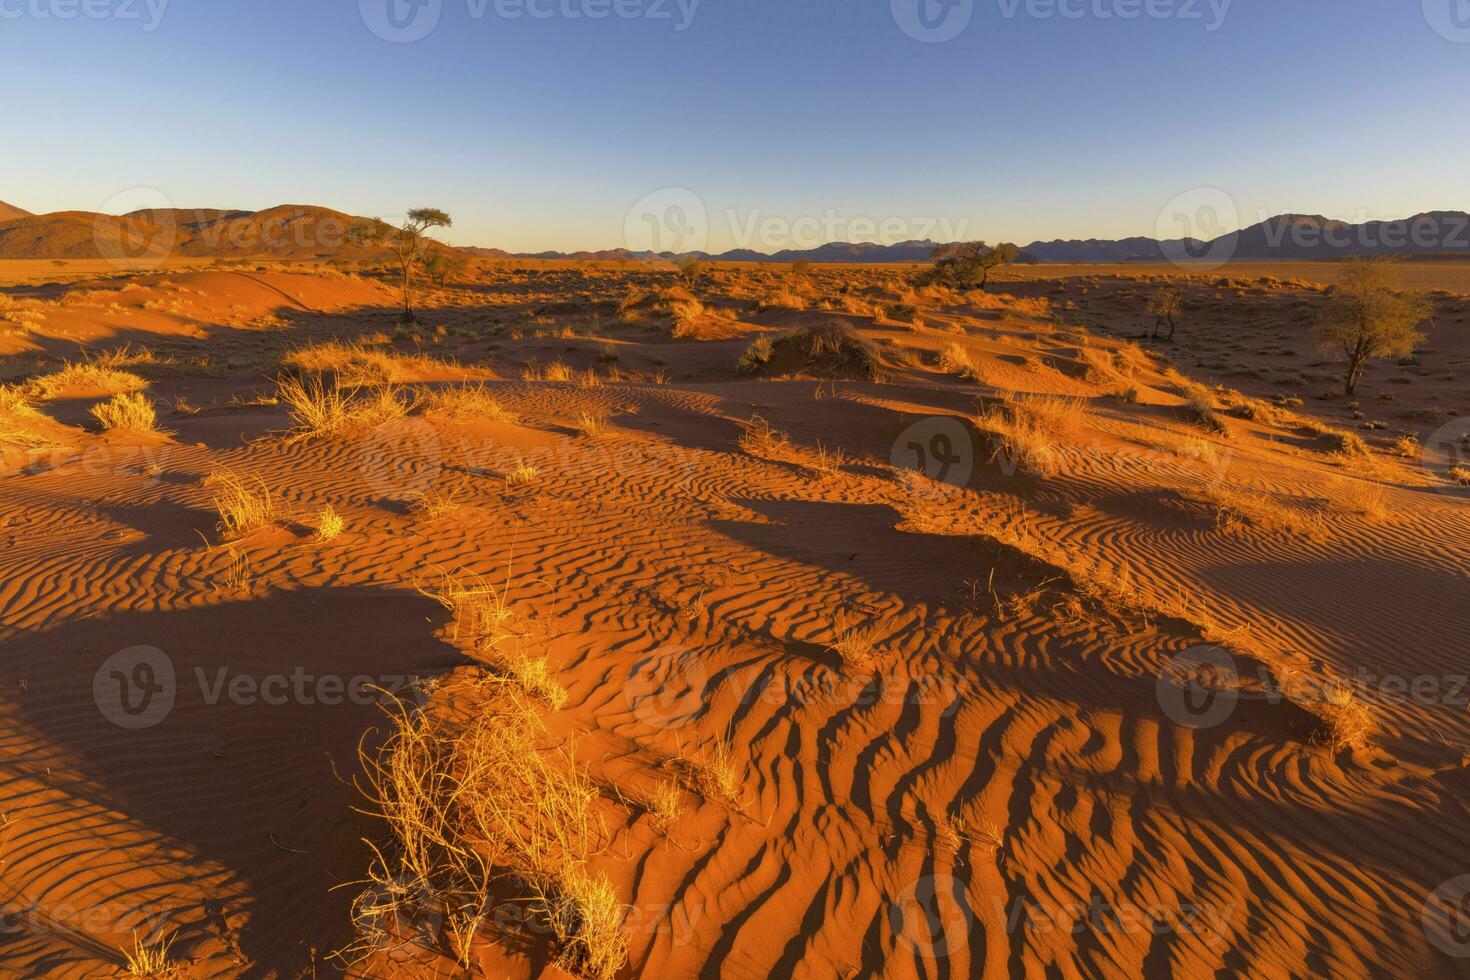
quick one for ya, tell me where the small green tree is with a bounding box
[351,208,452,321]
[674,255,705,290]
[924,241,1019,291]
[1147,285,1184,340]
[1313,258,1431,396]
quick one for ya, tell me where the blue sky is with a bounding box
[4,0,1468,252]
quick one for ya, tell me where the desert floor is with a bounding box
[1,259,1468,978]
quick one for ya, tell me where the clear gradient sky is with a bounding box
[4,0,1468,252]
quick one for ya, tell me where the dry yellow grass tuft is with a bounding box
[738,414,790,460]
[977,392,1085,477]
[0,386,61,450]
[642,776,685,831]
[1199,482,1319,535]
[352,678,626,979]
[828,626,880,673]
[26,362,149,400]
[574,409,609,438]
[422,384,515,423]
[315,504,345,541]
[506,457,539,487]
[123,929,180,977]
[205,468,280,539]
[276,375,415,441]
[90,392,160,433]
[1316,683,1375,751]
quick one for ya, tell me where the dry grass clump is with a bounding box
[828,626,880,673]
[283,341,463,386]
[1328,476,1388,520]
[1199,482,1319,535]
[1449,464,1470,486]
[277,375,415,441]
[1180,381,1228,435]
[736,335,774,375]
[122,929,180,977]
[741,319,886,381]
[759,287,807,311]
[507,457,540,486]
[0,386,61,450]
[976,392,1085,478]
[352,680,625,979]
[205,468,280,538]
[90,392,160,433]
[618,286,703,329]
[315,505,345,541]
[1315,683,1375,751]
[677,735,742,806]
[1318,426,1369,457]
[938,342,983,383]
[422,384,515,423]
[25,362,148,400]
[574,409,609,438]
[641,777,685,831]
[737,414,790,459]
[1230,395,1289,427]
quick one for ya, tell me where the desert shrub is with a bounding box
[739,320,886,381]
[736,335,774,375]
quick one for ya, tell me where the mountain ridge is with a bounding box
[2,204,1468,263]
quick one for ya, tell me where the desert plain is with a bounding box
[0,254,1468,978]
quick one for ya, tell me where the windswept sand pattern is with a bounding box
[0,264,1467,977]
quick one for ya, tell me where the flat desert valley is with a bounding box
[1,255,1468,978]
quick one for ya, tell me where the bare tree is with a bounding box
[924,241,1020,291]
[1147,285,1184,340]
[1313,258,1431,395]
[351,208,452,321]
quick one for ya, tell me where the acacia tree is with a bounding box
[351,208,452,321]
[925,241,1020,291]
[1147,285,1184,340]
[1313,258,1431,395]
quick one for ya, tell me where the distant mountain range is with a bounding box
[3,202,1468,264]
